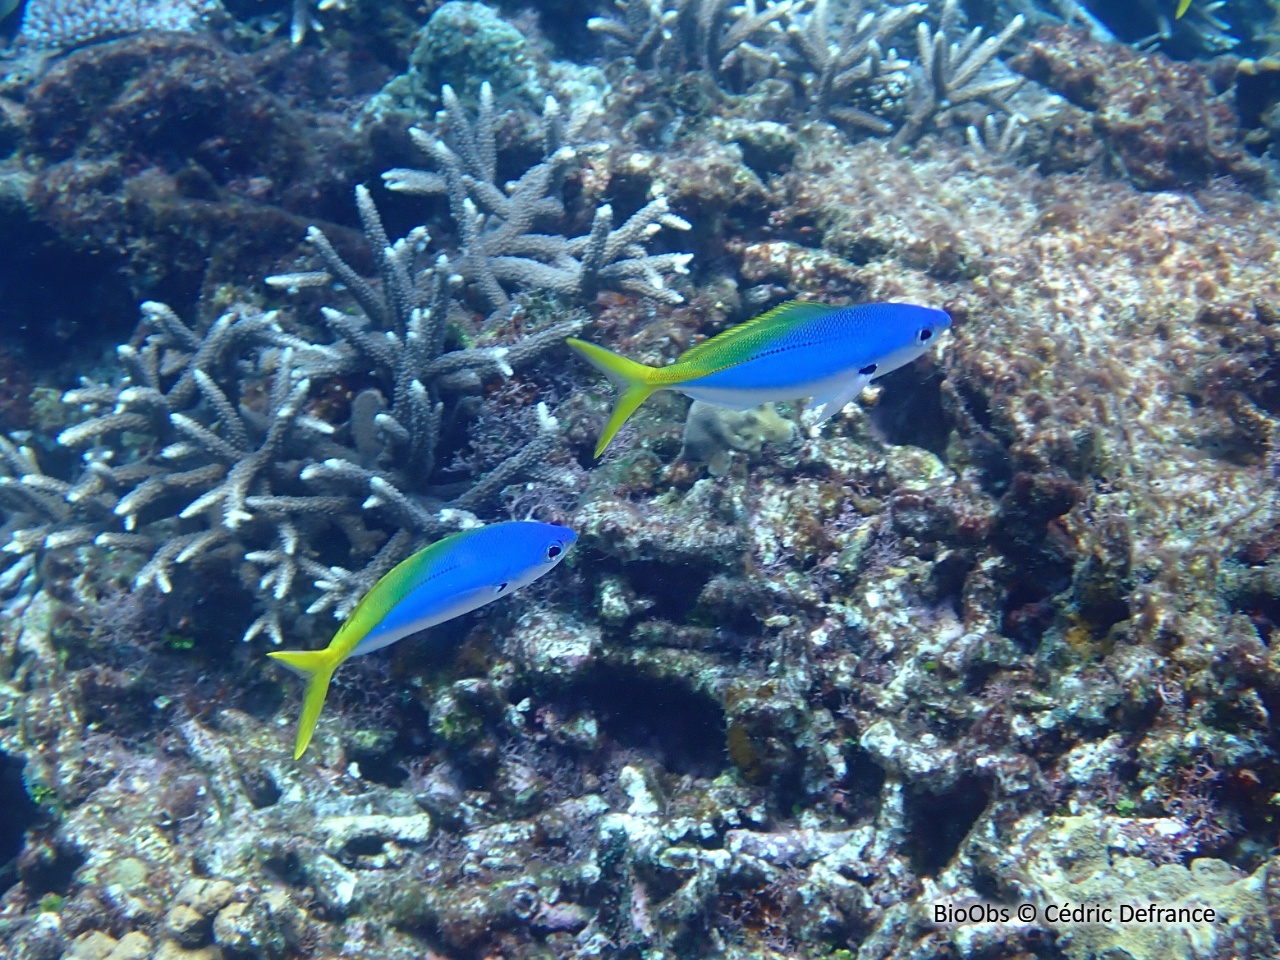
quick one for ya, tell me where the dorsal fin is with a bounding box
[676,301,839,368]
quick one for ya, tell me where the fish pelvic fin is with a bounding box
[268,647,343,760]
[567,337,661,457]
[1175,0,1191,16]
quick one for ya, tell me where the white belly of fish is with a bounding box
[680,367,873,422]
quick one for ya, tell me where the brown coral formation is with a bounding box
[10,32,377,341]
[1013,25,1265,189]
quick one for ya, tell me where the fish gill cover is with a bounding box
[1,0,1280,958]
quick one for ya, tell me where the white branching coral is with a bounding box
[0,80,694,646]
[892,0,1025,145]
[590,0,1035,153]
[381,83,693,309]
[0,293,569,639]
[288,0,346,45]
[783,0,926,134]
[590,0,797,78]
[965,112,1027,159]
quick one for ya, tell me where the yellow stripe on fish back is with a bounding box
[331,532,459,655]
[668,301,839,380]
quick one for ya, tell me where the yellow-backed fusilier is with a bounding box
[269,521,576,759]
[567,300,951,457]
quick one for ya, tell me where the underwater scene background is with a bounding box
[0,0,1279,957]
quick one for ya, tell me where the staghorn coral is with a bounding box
[891,0,1026,145]
[593,0,1045,157]
[963,110,1027,157]
[782,0,925,135]
[1082,0,1240,56]
[590,0,797,84]
[0,82,692,644]
[286,0,347,45]
[381,82,693,309]
[1161,0,1239,54]
[0,301,372,642]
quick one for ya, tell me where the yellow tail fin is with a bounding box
[267,648,343,760]
[566,337,661,457]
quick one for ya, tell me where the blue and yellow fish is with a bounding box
[269,521,576,759]
[567,300,951,457]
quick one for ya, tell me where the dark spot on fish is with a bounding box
[859,363,878,375]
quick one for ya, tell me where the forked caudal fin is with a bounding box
[566,337,661,458]
[268,647,342,759]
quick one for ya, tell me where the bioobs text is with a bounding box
[933,901,1218,926]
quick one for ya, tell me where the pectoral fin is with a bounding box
[810,373,873,425]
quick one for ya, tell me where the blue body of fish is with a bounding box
[568,301,952,456]
[675,302,953,421]
[269,520,577,758]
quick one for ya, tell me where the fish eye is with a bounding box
[918,327,933,343]
[545,542,564,562]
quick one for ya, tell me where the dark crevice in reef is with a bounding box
[869,362,950,458]
[349,747,411,789]
[0,751,42,894]
[1230,588,1280,648]
[263,848,307,889]
[904,775,990,877]
[612,561,713,623]
[0,214,137,371]
[239,766,283,809]
[991,472,1080,651]
[571,668,728,779]
[838,748,888,822]
[1000,578,1060,652]
[17,836,85,901]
